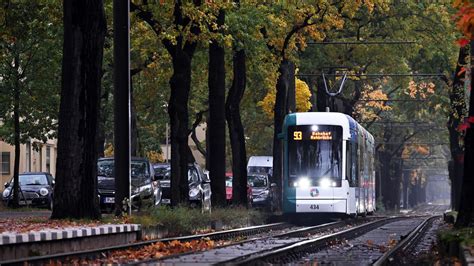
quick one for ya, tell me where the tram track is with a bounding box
[227,217,404,265]
[2,215,409,266]
[0,222,290,265]
[149,216,381,265]
[373,215,440,266]
[226,216,435,266]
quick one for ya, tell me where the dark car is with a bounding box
[2,172,54,209]
[248,173,277,211]
[153,162,211,212]
[97,157,161,212]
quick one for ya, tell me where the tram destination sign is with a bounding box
[290,125,341,141]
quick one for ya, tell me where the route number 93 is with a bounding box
[293,131,302,140]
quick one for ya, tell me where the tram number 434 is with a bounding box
[310,204,319,210]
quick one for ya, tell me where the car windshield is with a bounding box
[15,174,49,186]
[188,168,200,183]
[226,176,232,187]
[154,166,170,180]
[97,160,149,178]
[288,125,343,184]
[248,166,272,176]
[248,175,267,188]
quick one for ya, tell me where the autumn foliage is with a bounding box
[354,85,391,121]
[259,77,312,118]
[453,0,474,44]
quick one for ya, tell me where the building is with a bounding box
[160,123,206,167]
[0,139,57,186]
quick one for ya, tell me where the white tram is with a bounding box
[281,112,375,216]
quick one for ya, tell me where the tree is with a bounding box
[447,46,468,211]
[259,77,312,118]
[0,1,61,208]
[298,0,457,210]
[257,2,367,209]
[131,1,206,205]
[454,0,474,227]
[208,9,227,207]
[51,0,106,219]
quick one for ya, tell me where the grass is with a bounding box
[439,227,474,247]
[1,201,267,236]
[0,202,48,212]
[124,205,266,235]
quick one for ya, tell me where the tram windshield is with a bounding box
[288,125,342,187]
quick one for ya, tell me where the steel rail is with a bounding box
[372,215,439,266]
[0,222,288,265]
[223,217,404,265]
[131,220,355,265]
[307,41,416,45]
[297,73,445,77]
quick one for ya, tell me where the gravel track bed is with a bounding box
[153,218,374,265]
[386,217,448,265]
[296,217,426,265]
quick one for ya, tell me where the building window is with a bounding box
[1,152,10,175]
[46,146,51,173]
[26,142,31,172]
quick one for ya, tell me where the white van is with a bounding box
[247,156,273,177]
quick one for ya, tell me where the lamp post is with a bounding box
[113,0,131,216]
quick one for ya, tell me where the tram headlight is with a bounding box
[319,178,332,188]
[295,177,311,188]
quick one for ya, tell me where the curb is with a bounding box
[0,224,140,245]
[0,224,140,261]
[461,243,474,266]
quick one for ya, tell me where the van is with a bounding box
[247,156,273,177]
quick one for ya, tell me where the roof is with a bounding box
[20,172,51,175]
[98,157,149,162]
[285,112,374,141]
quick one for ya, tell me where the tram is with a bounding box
[281,112,375,216]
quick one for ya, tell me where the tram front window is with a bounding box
[288,125,342,187]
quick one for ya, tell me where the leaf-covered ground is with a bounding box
[59,238,231,264]
[0,216,108,234]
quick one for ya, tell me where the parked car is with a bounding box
[2,172,55,209]
[247,156,273,178]
[153,162,211,211]
[97,157,161,212]
[248,173,276,211]
[225,172,253,207]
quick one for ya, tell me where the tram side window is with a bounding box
[346,141,358,187]
[355,142,360,187]
[346,143,351,183]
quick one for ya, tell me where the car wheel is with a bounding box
[268,198,275,212]
[201,197,211,214]
[49,199,53,211]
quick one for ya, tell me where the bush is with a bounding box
[439,227,474,247]
[127,205,265,236]
[376,197,386,213]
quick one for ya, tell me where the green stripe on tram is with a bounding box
[282,114,296,213]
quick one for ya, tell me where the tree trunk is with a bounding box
[456,41,474,227]
[272,59,293,210]
[208,10,226,207]
[226,49,248,206]
[51,0,105,219]
[168,49,193,206]
[448,46,468,211]
[97,85,110,158]
[402,170,408,209]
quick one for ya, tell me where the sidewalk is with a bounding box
[0,210,141,261]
